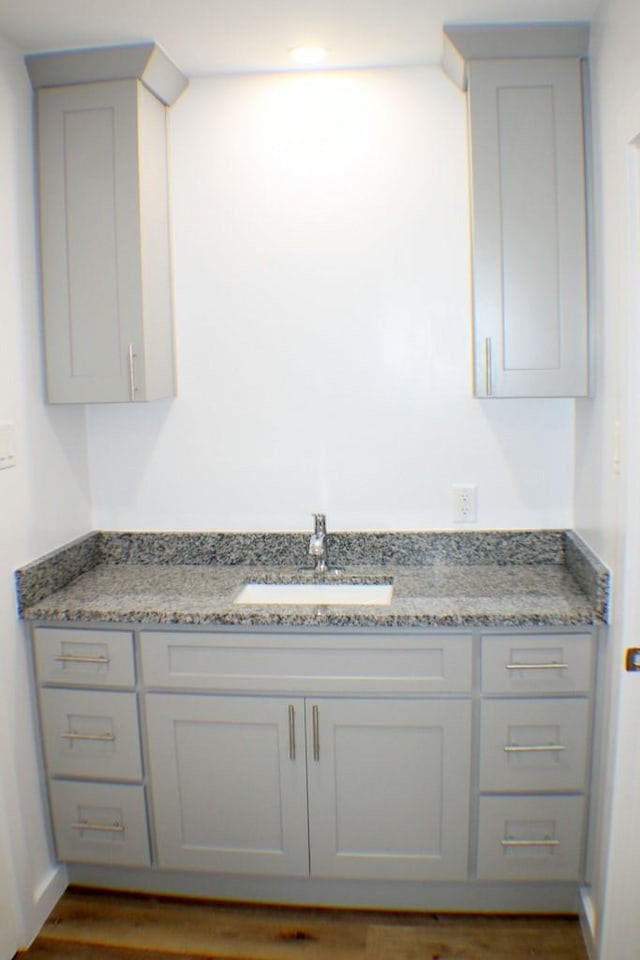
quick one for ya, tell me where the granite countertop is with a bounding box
[15,529,610,629]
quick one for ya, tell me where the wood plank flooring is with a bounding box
[19,889,590,960]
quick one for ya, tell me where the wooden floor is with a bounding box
[19,888,589,960]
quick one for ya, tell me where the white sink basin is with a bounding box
[235,582,394,606]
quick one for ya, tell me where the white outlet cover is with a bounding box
[453,484,477,523]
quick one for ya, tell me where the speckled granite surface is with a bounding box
[15,529,609,628]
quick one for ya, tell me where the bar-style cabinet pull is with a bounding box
[61,732,116,743]
[128,343,137,400]
[501,838,561,848]
[55,654,110,665]
[503,743,566,754]
[288,705,296,761]
[71,820,125,834]
[312,705,320,762]
[505,662,569,671]
[484,337,492,396]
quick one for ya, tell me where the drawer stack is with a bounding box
[477,632,593,881]
[33,627,150,867]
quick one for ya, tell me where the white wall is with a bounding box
[0,42,593,950]
[87,66,576,532]
[575,0,640,955]
[0,32,92,949]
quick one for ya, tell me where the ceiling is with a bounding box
[0,0,599,77]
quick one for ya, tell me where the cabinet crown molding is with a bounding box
[442,22,590,90]
[25,41,188,106]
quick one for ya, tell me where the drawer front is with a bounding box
[48,780,150,867]
[476,795,584,881]
[33,627,135,688]
[479,698,590,792]
[39,688,142,781]
[139,631,473,694]
[481,633,593,695]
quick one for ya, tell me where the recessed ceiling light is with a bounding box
[289,45,329,67]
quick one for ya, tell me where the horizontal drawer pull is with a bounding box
[503,744,566,754]
[55,654,111,665]
[61,732,116,743]
[505,662,569,671]
[501,838,561,848]
[70,820,124,834]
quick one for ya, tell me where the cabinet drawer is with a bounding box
[39,689,142,781]
[48,780,150,867]
[481,633,592,694]
[33,627,135,688]
[140,631,473,694]
[479,698,590,792]
[476,796,584,881]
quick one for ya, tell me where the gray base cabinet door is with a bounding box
[145,694,309,876]
[306,698,472,880]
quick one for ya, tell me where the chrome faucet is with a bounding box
[308,513,328,573]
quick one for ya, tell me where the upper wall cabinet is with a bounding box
[26,44,188,403]
[443,25,590,398]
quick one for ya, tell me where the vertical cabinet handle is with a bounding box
[484,337,493,397]
[312,705,320,762]
[288,705,296,761]
[128,343,137,401]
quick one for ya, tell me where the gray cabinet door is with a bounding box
[39,688,143,781]
[37,79,175,402]
[33,627,135,688]
[145,694,309,876]
[48,780,150,867]
[468,58,588,397]
[306,698,472,880]
[476,795,584,881]
[479,698,590,792]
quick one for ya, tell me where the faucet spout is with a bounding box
[308,513,328,573]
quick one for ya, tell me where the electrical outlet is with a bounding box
[453,484,477,523]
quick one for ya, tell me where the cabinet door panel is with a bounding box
[307,698,471,880]
[468,58,588,397]
[477,796,584,881]
[479,698,589,792]
[49,780,150,867]
[40,688,142,781]
[145,694,309,876]
[37,80,174,403]
[38,81,140,402]
[481,633,593,695]
[33,627,135,688]
[139,631,472,695]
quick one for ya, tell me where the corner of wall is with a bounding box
[22,865,67,948]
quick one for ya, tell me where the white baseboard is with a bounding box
[22,864,67,949]
[579,884,598,960]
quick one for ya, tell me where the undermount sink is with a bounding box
[234,582,394,606]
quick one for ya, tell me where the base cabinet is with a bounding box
[31,627,150,868]
[31,623,596,908]
[145,694,472,881]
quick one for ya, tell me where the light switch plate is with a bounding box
[0,423,17,470]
